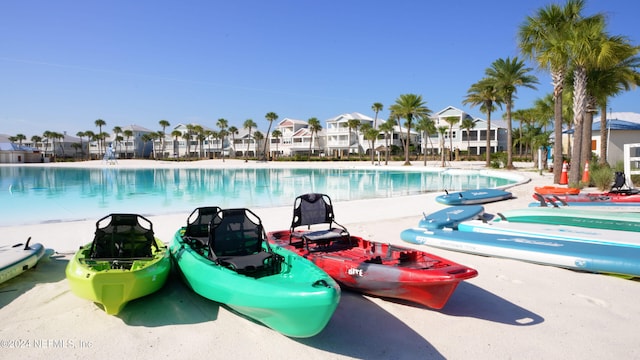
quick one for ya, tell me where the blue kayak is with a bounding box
[419,205,485,230]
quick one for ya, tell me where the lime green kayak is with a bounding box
[66,214,171,315]
[170,207,340,338]
[499,208,640,232]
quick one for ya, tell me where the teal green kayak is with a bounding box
[169,207,340,338]
[499,207,640,232]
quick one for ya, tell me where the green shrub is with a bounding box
[590,166,614,191]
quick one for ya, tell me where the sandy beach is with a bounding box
[1,159,638,359]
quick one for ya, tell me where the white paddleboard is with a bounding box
[0,238,46,284]
[457,219,640,248]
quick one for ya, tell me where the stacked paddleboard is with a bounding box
[401,206,640,277]
[0,238,46,284]
[436,189,512,205]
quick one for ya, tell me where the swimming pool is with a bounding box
[0,166,520,226]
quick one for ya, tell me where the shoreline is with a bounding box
[1,160,638,359]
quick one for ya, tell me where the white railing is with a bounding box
[623,143,640,188]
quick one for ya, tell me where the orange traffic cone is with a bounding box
[559,161,568,185]
[582,161,590,184]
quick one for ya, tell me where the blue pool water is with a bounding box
[0,166,517,226]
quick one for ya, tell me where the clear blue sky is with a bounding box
[1,0,639,137]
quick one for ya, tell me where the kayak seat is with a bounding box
[290,193,351,251]
[90,213,156,260]
[610,172,639,194]
[183,206,221,253]
[209,208,281,278]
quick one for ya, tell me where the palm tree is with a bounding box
[585,43,640,165]
[253,131,264,159]
[460,117,477,159]
[112,126,123,153]
[565,14,623,184]
[263,112,278,161]
[463,77,503,167]
[388,94,432,165]
[192,125,205,158]
[346,119,360,159]
[94,119,106,158]
[243,119,257,161]
[379,119,395,165]
[182,130,192,159]
[415,115,436,166]
[159,120,170,158]
[216,118,228,161]
[485,57,538,169]
[123,129,133,159]
[30,135,42,153]
[443,116,459,161]
[171,129,181,158]
[84,130,96,159]
[519,0,584,182]
[15,133,26,145]
[228,126,239,158]
[42,130,53,158]
[271,129,282,159]
[437,126,448,167]
[371,102,383,128]
[307,117,322,161]
[361,124,379,164]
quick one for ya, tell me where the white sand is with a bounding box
[1,160,638,359]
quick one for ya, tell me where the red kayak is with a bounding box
[267,193,478,309]
[534,186,580,195]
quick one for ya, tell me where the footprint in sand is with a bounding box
[496,274,523,284]
[574,293,609,308]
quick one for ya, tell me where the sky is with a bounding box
[1,0,640,137]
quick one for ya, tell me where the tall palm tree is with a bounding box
[346,119,360,159]
[112,126,123,153]
[460,117,477,159]
[388,94,431,165]
[271,129,282,159]
[585,43,640,165]
[485,57,538,169]
[15,133,26,145]
[361,124,379,164]
[307,117,322,161]
[443,116,459,161]
[415,115,436,166]
[122,130,133,159]
[228,126,239,158]
[565,14,626,184]
[379,118,395,165]
[243,119,257,161]
[84,130,96,159]
[171,129,181,158]
[437,126,448,167]
[94,119,106,158]
[216,118,228,161]
[253,131,264,160]
[263,112,278,161]
[42,130,53,159]
[463,77,502,167]
[371,102,383,128]
[159,119,170,158]
[519,0,584,182]
[30,135,42,153]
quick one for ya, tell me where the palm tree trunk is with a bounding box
[569,66,587,184]
[552,72,564,183]
[485,111,492,167]
[599,103,608,165]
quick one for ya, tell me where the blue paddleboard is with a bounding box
[436,188,512,205]
[419,205,485,230]
[400,227,640,277]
